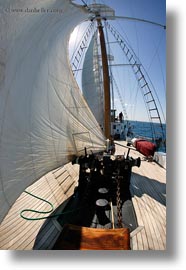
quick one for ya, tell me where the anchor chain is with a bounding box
[116,176,123,228]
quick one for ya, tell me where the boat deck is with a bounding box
[115,141,166,250]
[0,141,166,250]
[0,163,79,250]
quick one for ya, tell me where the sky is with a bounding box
[71,0,166,123]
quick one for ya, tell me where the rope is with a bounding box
[20,190,82,221]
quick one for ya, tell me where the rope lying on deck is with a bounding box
[20,191,82,221]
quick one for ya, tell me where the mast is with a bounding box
[97,19,111,139]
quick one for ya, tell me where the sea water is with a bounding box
[127,120,166,153]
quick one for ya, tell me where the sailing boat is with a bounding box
[0,0,166,250]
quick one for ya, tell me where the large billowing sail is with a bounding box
[82,33,104,129]
[0,0,105,223]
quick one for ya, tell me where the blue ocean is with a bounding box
[127,120,166,152]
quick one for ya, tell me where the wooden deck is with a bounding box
[0,163,79,250]
[0,141,166,250]
[115,141,166,250]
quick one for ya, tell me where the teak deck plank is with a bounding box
[0,142,166,250]
[114,142,166,250]
[0,163,79,250]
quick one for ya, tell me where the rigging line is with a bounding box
[80,0,88,6]
[147,32,166,99]
[141,66,166,123]
[49,80,103,140]
[134,21,140,60]
[71,24,96,79]
[131,70,139,105]
[72,25,83,56]
[111,72,129,122]
[157,52,166,99]
[147,31,165,71]
[104,22,127,113]
[104,20,114,110]
[107,22,163,139]
[70,22,93,62]
[105,29,128,115]
[112,19,132,50]
[108,22,166,124]
[110,16,166,29]
[132,82,140,121]
[147,32,166,97]
[129,0,140,59]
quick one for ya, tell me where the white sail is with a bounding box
[0,0,105,223]
[82,33,104,129]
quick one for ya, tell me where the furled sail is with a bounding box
[82,33,104,129]
[0,0,105,223]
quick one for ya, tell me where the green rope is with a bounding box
[20,190,81,221]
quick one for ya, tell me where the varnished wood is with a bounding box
[53,224,130,250]
[97,19,111,138]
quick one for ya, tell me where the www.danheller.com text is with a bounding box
[2,7,63,14]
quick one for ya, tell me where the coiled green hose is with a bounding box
[20,190,81,221]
